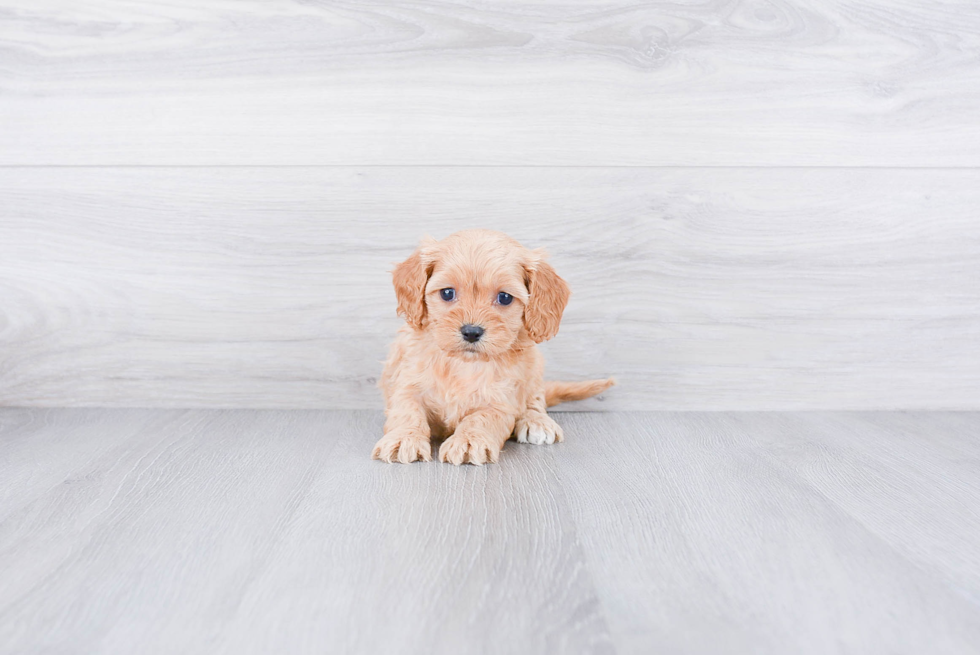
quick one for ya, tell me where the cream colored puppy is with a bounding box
[372,230,614,465]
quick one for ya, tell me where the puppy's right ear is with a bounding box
[392,239,436,329]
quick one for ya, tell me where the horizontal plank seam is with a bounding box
[2,165,980,171]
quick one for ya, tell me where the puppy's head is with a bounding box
[392,230,570,358]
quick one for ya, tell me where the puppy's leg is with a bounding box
[515,388,564,446]
[372,392,432,464]
[439,410,515,466]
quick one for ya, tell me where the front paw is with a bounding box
[515,413,564,445]
[372,429,431,464]
[438,431,501,466]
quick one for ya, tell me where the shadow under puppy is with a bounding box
[373,229,614,465]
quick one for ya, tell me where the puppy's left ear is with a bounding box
[523,250,570,343]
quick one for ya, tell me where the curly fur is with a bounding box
[372,229,614,465]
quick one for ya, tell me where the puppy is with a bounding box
[372,230,614,465]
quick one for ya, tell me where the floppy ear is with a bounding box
[392,242,434,329]
[523,252,570,343]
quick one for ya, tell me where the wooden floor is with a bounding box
[1,410,978,654]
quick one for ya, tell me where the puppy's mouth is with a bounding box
[455,342,485,357]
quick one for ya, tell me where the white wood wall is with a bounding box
[1,1,979,410]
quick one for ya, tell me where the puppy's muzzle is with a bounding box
[460,324,485,343]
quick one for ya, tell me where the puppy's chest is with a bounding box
[419,358,520,430]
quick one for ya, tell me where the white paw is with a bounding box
[515,413,564,445]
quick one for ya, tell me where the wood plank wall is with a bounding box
[1,1,979,409]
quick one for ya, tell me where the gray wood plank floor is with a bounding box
[1,410,978,654]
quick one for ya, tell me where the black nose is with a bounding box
[460,324,485,343]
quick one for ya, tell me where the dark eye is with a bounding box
[497,292,513,306]
[440,288,456,301]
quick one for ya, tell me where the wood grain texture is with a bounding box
[3,167,979,410]
[553,412,980,655]
[0,409,614,654]
[1,409,979,654]
[1,0,979,165]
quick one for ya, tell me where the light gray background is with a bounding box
[2,0,979,410]
[2,5,980,654]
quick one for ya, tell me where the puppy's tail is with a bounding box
[545,378,616,408]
